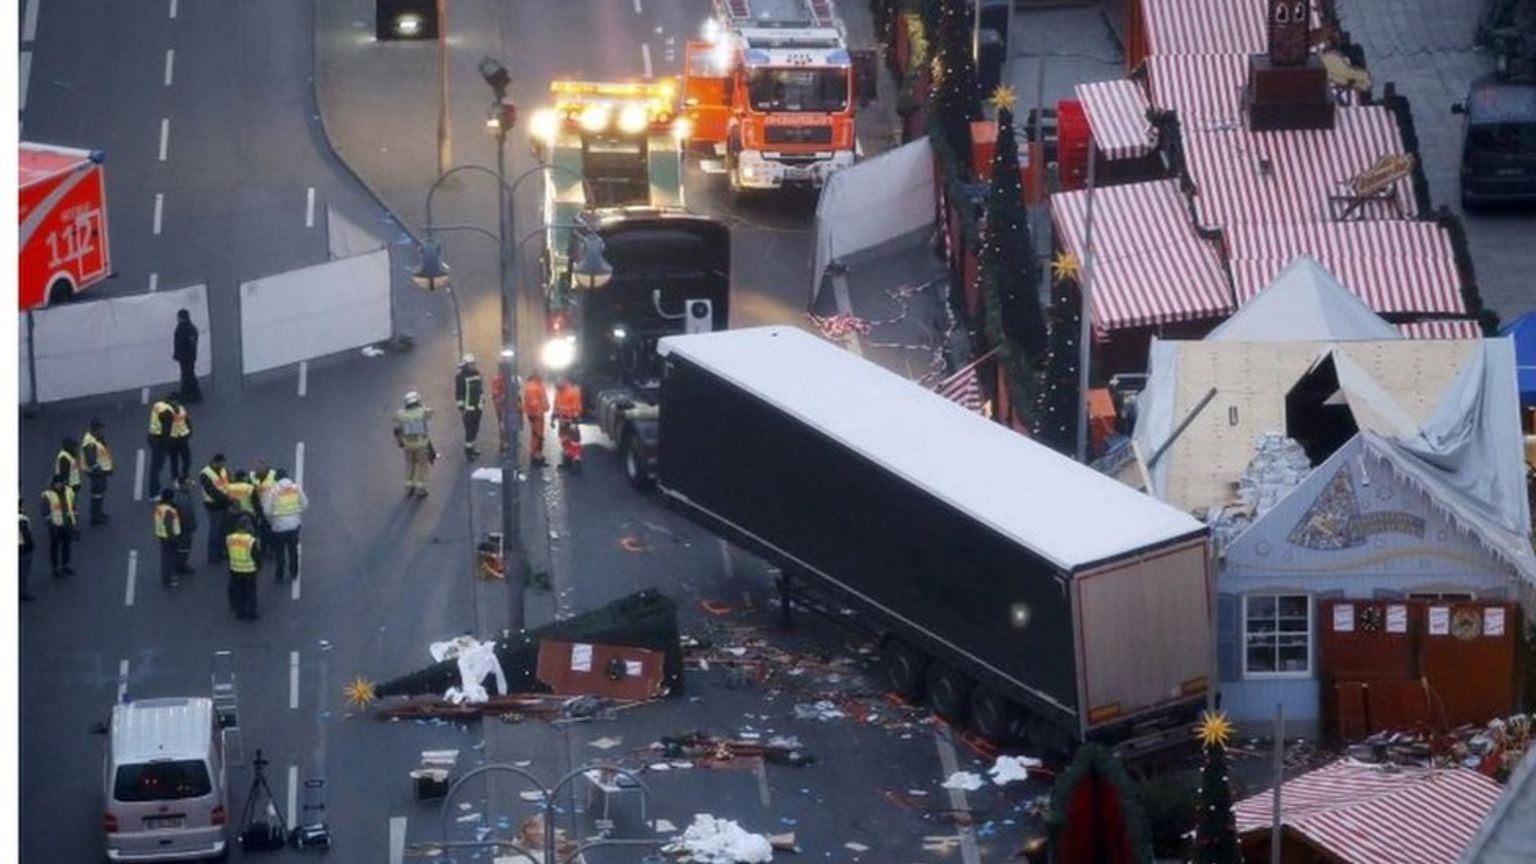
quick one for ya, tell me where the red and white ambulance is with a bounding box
[19,142,112,311]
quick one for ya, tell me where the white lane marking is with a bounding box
[133,450,146,502]
[304,187,315,228]
[168,0,177,19]
[290,545,301,601]
[388,817,407,864]
[286,766,298,831]
[148,272,159,293]
[294,442,305,488]
[288,645,301,707]
[140,387,150,405]
[163,49,174,87]
[125,550,138,607]
[117,659,130,703]
[632,0,642,13]
[754,757,771,806]
[158,118,170,161]
[23,0,41,43]
[297,360,308,397]
[152,193,164,235]
[717,539,734,581]
[20,52,32,112]
[641,43,653,78]
[933,732,983,864]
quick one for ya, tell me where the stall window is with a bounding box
[1243,594,1311,677]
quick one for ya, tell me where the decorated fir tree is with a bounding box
[1191,710,1244,864]
[1045,742,1153,864]
[927,0,981,162]
[1032,250,1082,455]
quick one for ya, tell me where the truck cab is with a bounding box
[1453,76,1536,207]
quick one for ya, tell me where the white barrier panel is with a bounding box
[239,247,391,375]
[20,312,33,403]
[19,284,211,403]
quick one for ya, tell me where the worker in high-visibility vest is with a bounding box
[455,354,486,458]
[261,469,308,582]
[522,373,550,466]
[165,396,193,484]
[554,377,584,469]
[146,396,176,497]
[393,391,434,497]
[223,471,258,549]
[54,437,82,503]
[19,498,36,602]
[225,515,262,621]
[153,489,183,587]
[39,474,76,577]
[250,459,278,548]
[81,418,115,526]
[199,454,231,565]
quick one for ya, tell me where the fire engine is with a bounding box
[19,142,112,311]
[682,0,858,192]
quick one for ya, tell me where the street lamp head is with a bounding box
[570,233,613,290]
[478,56,511,96]
[411,241,452,292]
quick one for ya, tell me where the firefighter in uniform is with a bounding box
[199,454,231,564]
[40,475,76,577]
[81,418,114,525]
[522,373,550,466]
[154,489,183,587]
[393,391,434,497]
[225,515,261,620]
[554,377,584,468]
[455,354,485,457]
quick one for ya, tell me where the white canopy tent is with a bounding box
[811,137,935,306]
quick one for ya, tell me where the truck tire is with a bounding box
[881,638,927,701]
[969,686,1020,744]
[623,432,653,490]
[46,278,73,307]
[924,661,973,725]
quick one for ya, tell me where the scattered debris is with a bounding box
[361,345,385,357]
[620,535,649,553]
[409,750,458,800]
[792,701,845,722]
[989,755,1043,785]
[518,790,544,802]
[653,732,814,769]
[516,814,575,862]
[941,771,984,792]
[662,814,774,863]
[588,736,623,751]
[536,639,667,701]
[1344,714,1533,778]
[844,841,870,852]
[767,832,798,852]
[654,818,678,833]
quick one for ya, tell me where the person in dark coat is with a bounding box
[174,309,201,403]
[19,497,35,602]
[171,477,198,575]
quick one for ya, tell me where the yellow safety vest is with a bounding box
[42,488,75,527]
[82,432,114,473]
[225,482,257,515]
[154,503,181,540]
[271,486,302,518]
[396,406,430,442]
[169,406,190,439]
[148,401,174,436]
[226,532,258,574]
[200,465,229,504]
[56,449,81,487]
[253,469,277,498]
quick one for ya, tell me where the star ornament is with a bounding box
[991,84,1018,112]
[344,676,377,710]
[1196,710,1233,748]
[1051,250,1080,282]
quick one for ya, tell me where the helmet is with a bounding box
[403,391,421,406]
[461,353,475,366]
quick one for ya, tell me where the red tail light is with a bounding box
[549,312,566,334]
[210,805,226,826]
[103,813,118,833]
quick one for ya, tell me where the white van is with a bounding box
[103,698,228,861]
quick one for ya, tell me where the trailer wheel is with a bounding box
[924,662,973,725]
[622,432,653,490]
[969,687,1020,744]
[881,638,927,701]
[46,278,74,307]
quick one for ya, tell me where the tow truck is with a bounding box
[529,80,731,486]
[681,0,858,192]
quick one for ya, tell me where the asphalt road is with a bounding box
[19,1,1033,862]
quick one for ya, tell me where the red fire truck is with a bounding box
[19,142,112,311]
[682,0,857,192]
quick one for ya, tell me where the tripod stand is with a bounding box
[238,749,288,852]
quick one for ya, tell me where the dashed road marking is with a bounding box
[158,118,170,161]
[168,0,177,19]
[717,539,734,581]
[754,757,771,806]
[117,659,130,703]
[290,546,302,601]
[633,0,642,13]
[125,550,138,607]
[133,449,146,502]
[305,187,316,227]
[23,0,41,43]
[933,732,982,864]
[20,52,32,112]
[140,387,150,405]
[164,49,174,87]
[152,193,164,235]
[388,817,407,864]
[297,360,308,397]
[294,442,305,488]
[289,650,300,709]
[286,765,298,832]
[148,272,159,293]
[641,43,653,78]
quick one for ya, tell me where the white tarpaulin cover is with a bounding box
[19,283,211,403]
[812,137,934,303]
[239,247,391,374]
[326,203,384,260]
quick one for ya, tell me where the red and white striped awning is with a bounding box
[1139,0,1326,57]
[1050,179,1232,332]
[1233,760,1503,864]
[1398,319,1483,339]
[1226,221,1467,315]
[1076,79,1156,160]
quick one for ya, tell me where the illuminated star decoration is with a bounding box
[1051,250,1080,282]
[344,676,377,710]
[991,84,1017,112]
[1196,710,1233,749]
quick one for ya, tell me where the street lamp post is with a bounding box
[435,0,451,176]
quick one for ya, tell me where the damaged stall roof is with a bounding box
[659,326,1206,571]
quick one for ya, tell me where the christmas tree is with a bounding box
[1191,710,1244,864]
[1031,251,1081,455]
[927,0,981,163]
[1045,742,1153,864]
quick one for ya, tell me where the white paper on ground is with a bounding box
[669,814,774,863]
[941,771,984,792]
[989,755,1043,785]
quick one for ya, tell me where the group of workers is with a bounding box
[398,355,583,496]
[21,419,120,600]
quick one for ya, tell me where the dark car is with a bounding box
[1453,77,1536,207]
